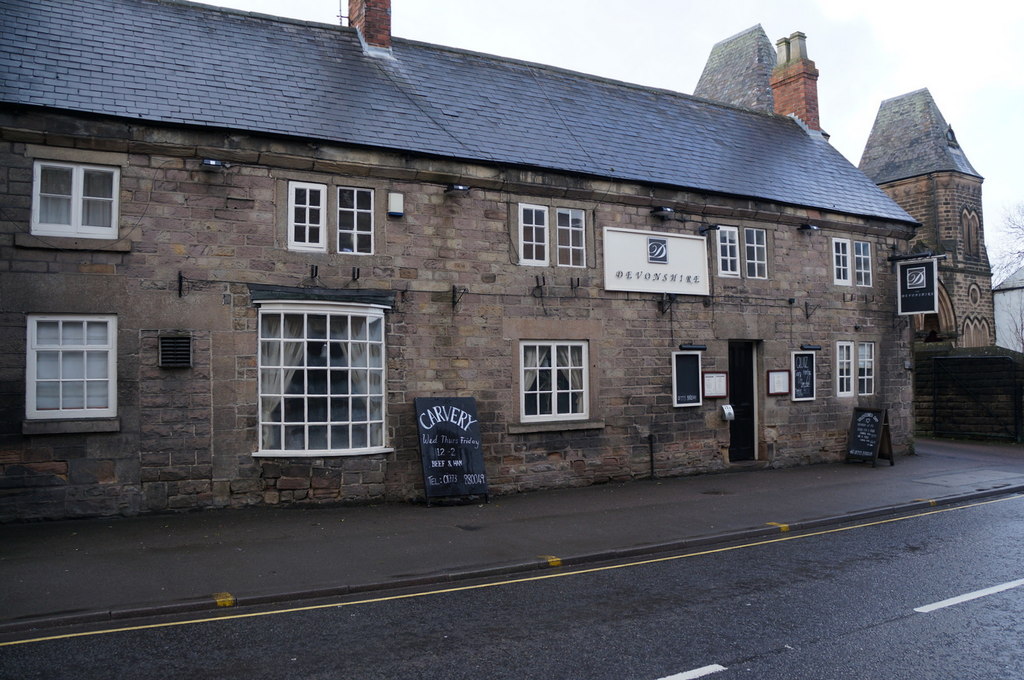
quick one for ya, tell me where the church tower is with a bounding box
[860,89,994,346]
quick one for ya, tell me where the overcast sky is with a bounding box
[202,0,1022,271]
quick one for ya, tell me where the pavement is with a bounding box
[2,437,1023,636]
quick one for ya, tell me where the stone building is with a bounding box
[0,0,917,520]
[859,89,995,347]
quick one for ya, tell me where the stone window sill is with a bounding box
[507,419,605,435]
[252,447,395,458]
[15,233,131,252]
[23,418,121,435]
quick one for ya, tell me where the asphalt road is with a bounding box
[2,494,1023,679]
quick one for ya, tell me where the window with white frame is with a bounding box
[556,208,585,267]
[836,341,854,397]
[857,342,875,396]
[338,187,374,254]
[520,341,588,422]
[31,161,119,238]
[519,204,548,265]
[258,304,386,455]
[854,240,872,287]
[744,227,767,278]
[26,315,117,419]
[717,226,740,277]
[716,226,767,278]
[833,238,851,285]
[288,182,327,252]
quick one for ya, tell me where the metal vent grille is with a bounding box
[158,335,192,368]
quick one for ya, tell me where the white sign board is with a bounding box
[603,227,709,296]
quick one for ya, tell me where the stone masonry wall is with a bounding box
[0,111,916,520]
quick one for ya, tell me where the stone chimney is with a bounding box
[770,32,820,131]
[348,0,391,52]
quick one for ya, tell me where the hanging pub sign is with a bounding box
[603,227,710,296]
[897,258,939,315]
[414,397,488,504]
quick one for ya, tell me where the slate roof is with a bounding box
[859,89,981,185]
[0,0,915,224]
[994,265,1024,292]
[693,25,777,115]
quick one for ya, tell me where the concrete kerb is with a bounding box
[3,484,1023,638]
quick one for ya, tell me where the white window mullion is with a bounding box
[857,342,875,396]
[832,238,851,286]
[287,181,327,252]
[717,226,740,277]
[520,340,588,422]
[519,204,548,266]
[27,315,117,419]
[836,341,853,397]
[258,303,386,456]
[32,161,119,239]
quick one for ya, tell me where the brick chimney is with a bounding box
[349,0,391,52]
[770,32,820,131]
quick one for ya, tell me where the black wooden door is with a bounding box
[728,341,756,461]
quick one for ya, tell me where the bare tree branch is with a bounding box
[993,202,1024,283]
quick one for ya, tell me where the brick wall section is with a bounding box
[349,0,391,49]
[0,113,916,520]
[770,60,820,131]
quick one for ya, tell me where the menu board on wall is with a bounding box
[415,397,488,503]
[791,351,816,401]
[673,351,702,407]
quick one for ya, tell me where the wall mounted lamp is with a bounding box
[650,207,676,220]
[698,224,720,236]
[679,343,707,351]
[201,158,229,170]
[445,183,471,194]
[798,223,820,232]
[799,344,822,351]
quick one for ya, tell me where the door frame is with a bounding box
[727,340,760,463]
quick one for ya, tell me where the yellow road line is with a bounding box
[3,493,1020,648]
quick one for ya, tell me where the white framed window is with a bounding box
[338,187,374,254]
[519,204,548,265]
[836,341,854,397]
[31,161,119,238]
[556,208,585,267]
[717,226,740,277]
[26,315,117,419]
[258,303,386,456]
[857,342,875,396]
[288,182,327,252]
[833,238,851,285]
[854,241,872,287]
[744,227,767,279]
[520,341,588,422]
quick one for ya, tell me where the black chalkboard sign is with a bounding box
[673,352,702,407]
[415,397,488,503]
[791,351,815,401]
[846,407,894,466]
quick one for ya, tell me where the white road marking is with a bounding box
[914,578,1024,613]
[659,664,728,680]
